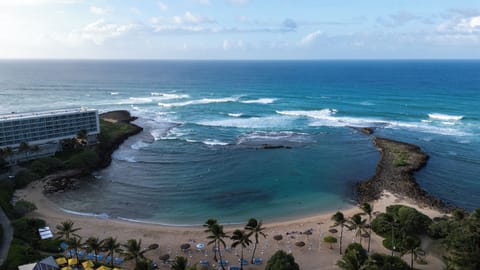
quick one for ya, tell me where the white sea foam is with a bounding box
[150,129,167,141]
[237,131,313,145]
[277,109,381,127]
[131,141,150,150]
[114,154,136,163]
[276,109,338,119]
[110,92,119,95]
[151,92,190,99]
[202,139,229,146]
[386,121,471,136]
[197,116,292,129]
[428,113,464,121]
[240,98,277,104]
[159,97,238,107]
[61,208,110,219]
[228,113,243,117]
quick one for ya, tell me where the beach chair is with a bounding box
[96,254,105,261]
[60,242,68,250]
[253,257,263,265]
[78,251,85,259]
[228,265,241,270]
[199,259,209,266]
[114,257,124,265]
[239,258,248,266]
[218,259,228,267]
[87,253,96,260]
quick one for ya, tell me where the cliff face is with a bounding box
[356,137,453,212]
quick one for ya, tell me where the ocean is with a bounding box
[0,60,479,225]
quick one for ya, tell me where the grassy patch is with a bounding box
[393,150,410,167]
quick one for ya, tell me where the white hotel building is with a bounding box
[0,108,100,163]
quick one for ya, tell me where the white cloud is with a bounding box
[196,0,211,5]
[229,0,250,6]
[223,39,246,50]
[62,19,140,45]
[130,7,141,15]
[173,11,215,25]
[0,0,81,6]
[300,30,323,45]
[90,6,107,15]
[157,1,168,11]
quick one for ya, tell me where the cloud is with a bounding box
[228,0,250,6]
[173,11,216,25]
[437,9,480,34]
[62,19,141,45]
[130,7,141,15]
[300,30,323,45]
[377,11,421,27]
[0,0,81,6]
[157,1,168,11]
[90,6,107,15]
[196,0,211,5]
[282,18,297,29]
[223,39,246,50]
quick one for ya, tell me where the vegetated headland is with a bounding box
[356,137,454,213]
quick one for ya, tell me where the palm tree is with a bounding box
[18,141,30,160]
[231,229,252,270]
[402,236,420,269]
[123,239,156,265]
[204,219,219,260]
[55,219,81,241]
[4,147,13,164]
[336,251,367,270]
[103,237,122,267]
[332,211,347,254]
[171,256,188,270]
[207,223,228,270]
[348,214,367,245]
[245,218,267,264]
[67,236,83,265]
[85,237,104,263]
[359,203,373,252]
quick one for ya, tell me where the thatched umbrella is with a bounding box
[295,241,305,247]
[148,244,159,250]
[159,254,170,263]
[303,230,312,236]
[273,235,283,241]
[180,243,191,251]
[328,228,338,234]
[361,233,370,238]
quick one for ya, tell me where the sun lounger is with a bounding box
[239,258,248,265]
[229,265,241,270]
[253,257,263,265]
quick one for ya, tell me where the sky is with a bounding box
[0,0,479,59]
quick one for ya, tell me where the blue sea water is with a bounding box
[0,60,479,225]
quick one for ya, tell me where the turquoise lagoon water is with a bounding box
[0,60,479,225]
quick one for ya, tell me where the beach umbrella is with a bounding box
[328,228,338,234]
[67,258,78,266]
[82,260,94,269]
[160,254,170,262]
[273,235,283,241]
[55,257,67,265]
[295,241,305,247]
[96,266,112,270]
[148,243,159,250]
[84,268,94,270]
[303,230,312,236]
[361,233,370,238]
[180,243,191,250]
[61,267,72,270]
[113,268,122,270]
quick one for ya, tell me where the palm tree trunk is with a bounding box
[251,240,258,264]
[110,251,115,267]
[339,225,343,255]
[240,247,244,270]
[367,226,372,252]
[411,251,414,269]
[218,245,226,270]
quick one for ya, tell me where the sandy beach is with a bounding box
[16,181,446,270]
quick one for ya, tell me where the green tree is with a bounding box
[366,253,410,270]
[245,218,267,264]
[18,141,30,159]
[206,223,228,270]
[67,236,83,265]
[85,237,104,263]
[103,237,122,267]
[332,211,348,254]
[337,243,368,270]
[170,256,188,270]
[359,202,374,252]
[231,229,252,270]
[55,219,81,241]
[401,236,420,269]
[12,200,37,218]
[348,214,368,245]
[203,219,219,260]
[265,250,300,270]
[122,239,144,264]
[323,236,337,249]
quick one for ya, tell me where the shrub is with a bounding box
[0,239,42,270]
[13,170,38,189]
[367,253,410,270]
[0,179,14,216]
[13,200,37,218]
[265,250,300,270]
[37,238,63,253]
[29,157,64,177]
[11,218,46,246]
[65,149,99,171]
[323,236,338,249]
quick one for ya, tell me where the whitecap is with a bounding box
[228,113,243,117]
[110,92,119,95]
[237,131,314,146]
[159,97,238,107]
[61,208,110,219]
[428,113,463,121]
[276,109,338,119]
[240,98,277,104]
[197,115,293,129]
[202,139,229,146]
[151,92,190,99]
[131,141,150,150]
[277,109,382,128]
[118,97,154,105]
